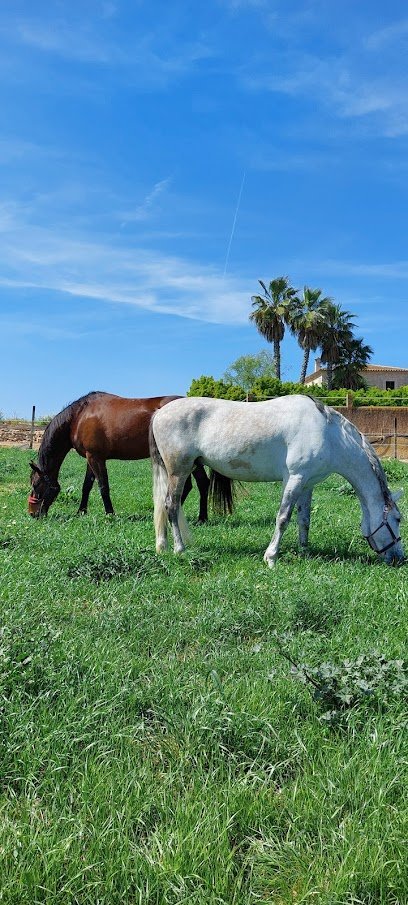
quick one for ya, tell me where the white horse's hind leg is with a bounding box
[165,474,192,554]
[296,488,312,553]
[264,474,305,567]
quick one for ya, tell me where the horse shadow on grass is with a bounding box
[197,536,379,567]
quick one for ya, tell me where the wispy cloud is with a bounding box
[249,145,341,172]
[365,17,408,51]
[7,16,213,88]
[297,257,408,281]
[117,178,172,224]
[0,207,252,325]
[101,2,117,20]
[3,200,408,335]
[244,49,408,136]
[14,20,117,63]
[0,137,73,165]
[0,313,88,341]
[221,0,269,9]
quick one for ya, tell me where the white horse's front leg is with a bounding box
[264,475,305,567]
[296,488,313,554]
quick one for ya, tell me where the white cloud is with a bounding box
[15,20,118,63]
[0,314,86,340]
[117,178,172,223]
[304,259,408,281]
[288,255,408,294]
[365,18,408,51]
[3,202,408,336]
[9,16,213,85]
[101,2,117,20]
[0,211,252,325]
[243,40,408,136]
[221,0,269,8]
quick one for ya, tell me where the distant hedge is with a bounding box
[351,386,408,407]
[187,376,408,407]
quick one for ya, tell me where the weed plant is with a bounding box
[0,448,407,904]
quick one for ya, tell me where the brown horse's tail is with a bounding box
[209,470,236,516]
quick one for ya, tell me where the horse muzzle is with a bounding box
[384,545,405,566]
[28,495,45,518]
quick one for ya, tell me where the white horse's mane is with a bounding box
[360,433,393,503]
[309,396,392,505]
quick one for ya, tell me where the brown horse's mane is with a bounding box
[38,391,108,470]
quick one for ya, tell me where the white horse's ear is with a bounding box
[392,489,404,502]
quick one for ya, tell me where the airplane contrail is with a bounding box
[223,170,246,278]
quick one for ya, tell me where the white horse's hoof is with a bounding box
[263,553,277,568]
[156,541,167,553]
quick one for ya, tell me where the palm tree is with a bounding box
[319,303,355,390]
[250,277,298,380]
[332,337,373,390]
[289,286,332,384]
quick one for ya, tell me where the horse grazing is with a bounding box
[149,395,404,566]
[28,392,210,520]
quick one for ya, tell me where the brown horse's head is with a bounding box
[28,461,60,517]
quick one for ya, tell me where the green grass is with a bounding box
[0,448,407,904]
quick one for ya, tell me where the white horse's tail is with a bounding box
[149,418,191,550]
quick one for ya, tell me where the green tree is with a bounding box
[188,376,219,397]
[289,287,332,384]
[187,376,241,399]
[332,337,373,390]
[319,303,355,390]
[223,350,276,398]
[249,277,298,380]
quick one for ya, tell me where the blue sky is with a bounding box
[1,0,408,417]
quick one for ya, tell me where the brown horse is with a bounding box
[28,391,210,520]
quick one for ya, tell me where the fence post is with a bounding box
[394,417,397,459]
[29,405,36,450]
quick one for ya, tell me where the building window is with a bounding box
[385,381,395,390]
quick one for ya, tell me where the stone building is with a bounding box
[305,359,408,390]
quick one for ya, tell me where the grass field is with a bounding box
[1,447,407,904]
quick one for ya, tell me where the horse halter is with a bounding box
[31,472,59,492]
[29,472,59,508]
[363,505,401,555]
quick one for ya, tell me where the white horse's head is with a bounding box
[363,490,404,565]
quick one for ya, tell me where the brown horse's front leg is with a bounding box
[191,464,210,523]
[78,464,96,514]
[180,465,209,522]
[86,454,114,515]
[181,473,192,506]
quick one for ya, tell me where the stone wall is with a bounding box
[337,406,408,460]
[0,422,45,448]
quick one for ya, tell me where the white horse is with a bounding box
[149,395,404,566]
